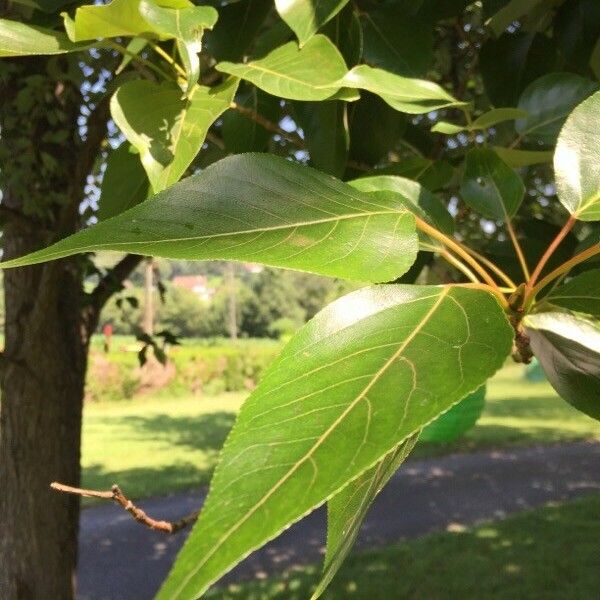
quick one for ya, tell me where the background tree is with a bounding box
[1,1,600,599]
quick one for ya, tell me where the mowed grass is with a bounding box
[204,494,600,600]
[81,363,600,500]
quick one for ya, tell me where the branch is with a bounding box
[230,102,305,147]
[51,482,200,534]
[89,253,143,312]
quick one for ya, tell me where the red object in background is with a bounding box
[102,323,113,353]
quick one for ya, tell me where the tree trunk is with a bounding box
[0,219,89,599]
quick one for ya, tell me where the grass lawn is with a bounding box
[204,494,600,600]
[81,363,600,500]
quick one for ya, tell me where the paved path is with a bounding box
[77,442,600,600]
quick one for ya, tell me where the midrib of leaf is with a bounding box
[171,286,449,598]
[576,190,600,215]
[235,61,341,90]
[8,209,405,265]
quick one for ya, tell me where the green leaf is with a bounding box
[485,0,545,37]
[98,144,149,221]
[420,385,486,442]
[348,93,406,165]
[275,0,350,46]
[138,0,218,92]
[0,154,418,283]
[343,65,467,114]
[349,175,454,236]
[516,73,598,145]
[479,32,557,107]
[360,6,433,76]
[217,34,346,101]
[546,270,600,318]
[525,311,600,420]
[375,158,454,192]
[431,121,465,135]
[158,284,513,598]
[0,18,89,56]
[471,107,528,129]
[294,100,349,177]
[115,37,148,74]
[222,88,279,153]
[110,78,239,193]
[554,89,600,221]
[203,0,272,62]
[460,148,524,221]
[433,109,530,135]
[65,0,151,41]
[492,146,553,168]
[322,4,362,66]
[313,433,420,600]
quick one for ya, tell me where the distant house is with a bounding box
[242,263,263,274]
[171,275,215,301]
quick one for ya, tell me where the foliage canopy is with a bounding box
[2,0,600,597]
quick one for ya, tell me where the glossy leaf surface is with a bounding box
[349,175,454,236]
[217,35,346,101]
[343,65,467,114]
[275,0,350,46]
[313,433,420,599]
[525,312,600,420]
[158,285,513,598]
[110,78,238,193]
[0,154,418,283]
[516,73,598,145]
[460,148,524,221]
[554,90,600,221]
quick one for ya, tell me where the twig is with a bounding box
[231,102,305,147]
[51,482,200,534]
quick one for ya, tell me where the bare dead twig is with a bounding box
[51,482,200,534]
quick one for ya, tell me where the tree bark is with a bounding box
[0,250,89,600]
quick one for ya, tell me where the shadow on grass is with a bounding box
[206,494,600,600]
[82,411,236,498]
[111,411,236,451]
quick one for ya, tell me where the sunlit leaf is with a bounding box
[275,0,351,46]
[460,148,524,220]
[554,89,600,221]
[342,65,467,114]
[0,18,88,56]
[138,0,218,92]
[313,433,419,599]
[0,154,418,283]
[158,285,513,598]
[217,34,346,101]
[65,0,150,41]
[525,311,600,420]
[110,78,238,193]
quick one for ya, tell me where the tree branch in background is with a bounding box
[51,483,199,534]
[89,253,144,314]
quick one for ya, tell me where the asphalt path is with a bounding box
[77,441,600,600]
